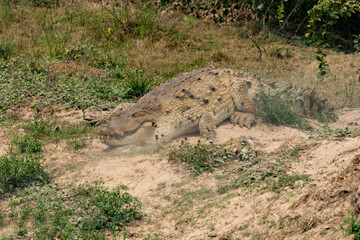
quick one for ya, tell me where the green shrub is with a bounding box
[11,134,43,154]
[0,153,49,195]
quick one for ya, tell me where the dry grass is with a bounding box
[1,1,360,108]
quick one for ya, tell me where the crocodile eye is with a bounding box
[131,111,145,117]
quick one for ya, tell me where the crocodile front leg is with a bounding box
[230,80,257,128]
[199,112,216,139]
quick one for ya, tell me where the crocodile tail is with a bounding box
[258,79,333,116]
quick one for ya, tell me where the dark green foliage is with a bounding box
[0,153,49,195]
[124,70,156,98]
[7,182,142,239]
[342,212,360,239]
[168,140,236,174]
[0,41,14,60]
[254,89,306,128]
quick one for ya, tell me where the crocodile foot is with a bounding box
[230,112,256,129]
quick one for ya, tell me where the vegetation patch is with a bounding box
[21,116,93,143]
[311,125,360,140]
[2,182,142,239]
[342,212,360,240]
[254,89,307,128]
[218,153,310,194]
[0,147,49,196]
[0,41,14,60]
[167,140,241,175]
[0,59,160,111]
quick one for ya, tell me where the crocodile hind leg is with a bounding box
[84,103,135,126]
[230,80,257,129]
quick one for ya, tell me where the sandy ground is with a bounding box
[1,108,360,239]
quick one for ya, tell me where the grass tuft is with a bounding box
[124,70,156,98]
[255,89,307,128]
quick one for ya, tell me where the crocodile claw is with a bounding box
[230,112,256,129]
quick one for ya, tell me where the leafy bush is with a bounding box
[11,134,43,154]
[306,0,360,75]
[0,153,49,195]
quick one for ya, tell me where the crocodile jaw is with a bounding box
[99,122,155,146]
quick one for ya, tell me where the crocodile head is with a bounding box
[98,110,157,146]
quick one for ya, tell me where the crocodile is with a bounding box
[93,67,329,146]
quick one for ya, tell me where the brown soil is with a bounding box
[1,108,360,239]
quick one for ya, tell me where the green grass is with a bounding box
[255,89,307,128]
[3,182,142,239]
[0,58,155,110]
[21,116,93,142]
[123,70,156,98]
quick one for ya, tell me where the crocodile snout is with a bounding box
[98,126,113,136]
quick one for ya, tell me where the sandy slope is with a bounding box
[1,108,359,239]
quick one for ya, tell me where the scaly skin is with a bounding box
[95,67,329,146]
